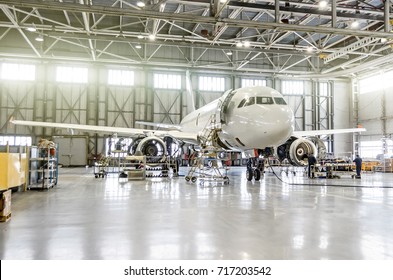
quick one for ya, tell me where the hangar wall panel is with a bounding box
[332,81,352,156]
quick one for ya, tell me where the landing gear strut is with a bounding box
[246,158,264,181]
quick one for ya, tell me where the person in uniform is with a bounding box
[307,153,317,178]
[353,154,362,179]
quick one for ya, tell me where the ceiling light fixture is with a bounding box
[137,34,144,39]
[226,51,233,56]
[148,34,155,41]
[306,46,314,53]
[319,0,328,9]
[135,44,142,49]
[381,38,387,43]
[137,1,145,7]
[351,20,359,28]
[35,34,44,42]
[236,41,243,47]
[27,25,36,32]
[243,41,251,47]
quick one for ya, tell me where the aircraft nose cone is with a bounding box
[265,107,294,145]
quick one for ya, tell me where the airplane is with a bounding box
[11,85,365,181]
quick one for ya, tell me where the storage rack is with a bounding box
[29,145,59,189]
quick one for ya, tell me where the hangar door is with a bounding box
[53,136,88,166]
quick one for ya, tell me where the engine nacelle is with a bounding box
[135,136,167,162]
[288,138,317,166]
[276,137,318,166]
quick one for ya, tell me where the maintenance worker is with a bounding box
[353,154,362,179]
[307,153,317,178]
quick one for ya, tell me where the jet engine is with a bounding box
[134,136,167,162]
[276,137,319,166]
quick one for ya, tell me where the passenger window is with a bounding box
[238,99,246,108]
[256,97,274,104]
[274,97,287,105]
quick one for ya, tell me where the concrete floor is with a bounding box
[1,166,393,260]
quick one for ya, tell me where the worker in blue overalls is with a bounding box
[353,154,362,179]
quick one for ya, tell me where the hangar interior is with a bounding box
[1,0,393,260]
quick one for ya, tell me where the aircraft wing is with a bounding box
[292,127,366,138]
[135,121,182,131]
[11,120,198,144]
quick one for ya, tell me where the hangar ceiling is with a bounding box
[0,0,392,77]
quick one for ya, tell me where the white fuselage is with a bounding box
[180,86,295,151]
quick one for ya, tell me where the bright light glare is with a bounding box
[27,26,36,32]
[236,41,243,47]
[319,0,328,8]
[243,41,250,47]
[306,46,314,52]
[137,1,145,7]
[359,69,393,94]
[351,21,359,28]
[148,34,155,41]
[135,45,142,49]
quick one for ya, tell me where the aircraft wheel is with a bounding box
[246,168,253,181]
[185,176,191,182]
[95,174,98,178]
[191,176,197,183]
[254,169,261,181]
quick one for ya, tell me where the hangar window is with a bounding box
[0,63,35,81]
[319,82,329,97]
[198,76,225,92]
[0,136,32,146]
[108,69,134,86]
[241,78,266,88]
[281,80,304,95]
[360,141,383,158]
[154,73,181,89]
[56,66,88,83]
[359,70,393,94]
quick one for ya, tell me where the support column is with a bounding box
[332,0,337,28]
[385,0,390,32]
[275,0,280,23]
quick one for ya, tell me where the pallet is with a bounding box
[0,212,11,222]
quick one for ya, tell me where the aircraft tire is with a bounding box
[191,176,197,183]
[246,168,253,181]
[185,176,191,182]
[254,169,261,181]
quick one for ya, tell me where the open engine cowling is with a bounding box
[276,137,318,166]
[135,136,167,162]
[288,138,317,166]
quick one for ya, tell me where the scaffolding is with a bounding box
[185,114,230,186]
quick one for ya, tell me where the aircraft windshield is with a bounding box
[274,97,287,105]
[238,96,275,108]
[256,97,274,104]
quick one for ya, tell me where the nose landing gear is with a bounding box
[246,158,265,181]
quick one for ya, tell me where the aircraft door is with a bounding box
[220,89,237,124]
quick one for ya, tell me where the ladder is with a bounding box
[186,114,229,185]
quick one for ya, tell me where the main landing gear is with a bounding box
[246,158,265,182]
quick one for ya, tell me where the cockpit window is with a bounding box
[244,97,255,106]
[256,97,274,105]
[274,97,287,105]
[238,99,247,108]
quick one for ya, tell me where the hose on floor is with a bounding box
[266,158,393,189]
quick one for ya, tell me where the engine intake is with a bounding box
[135,136,167,162]
[276,137,318,166]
